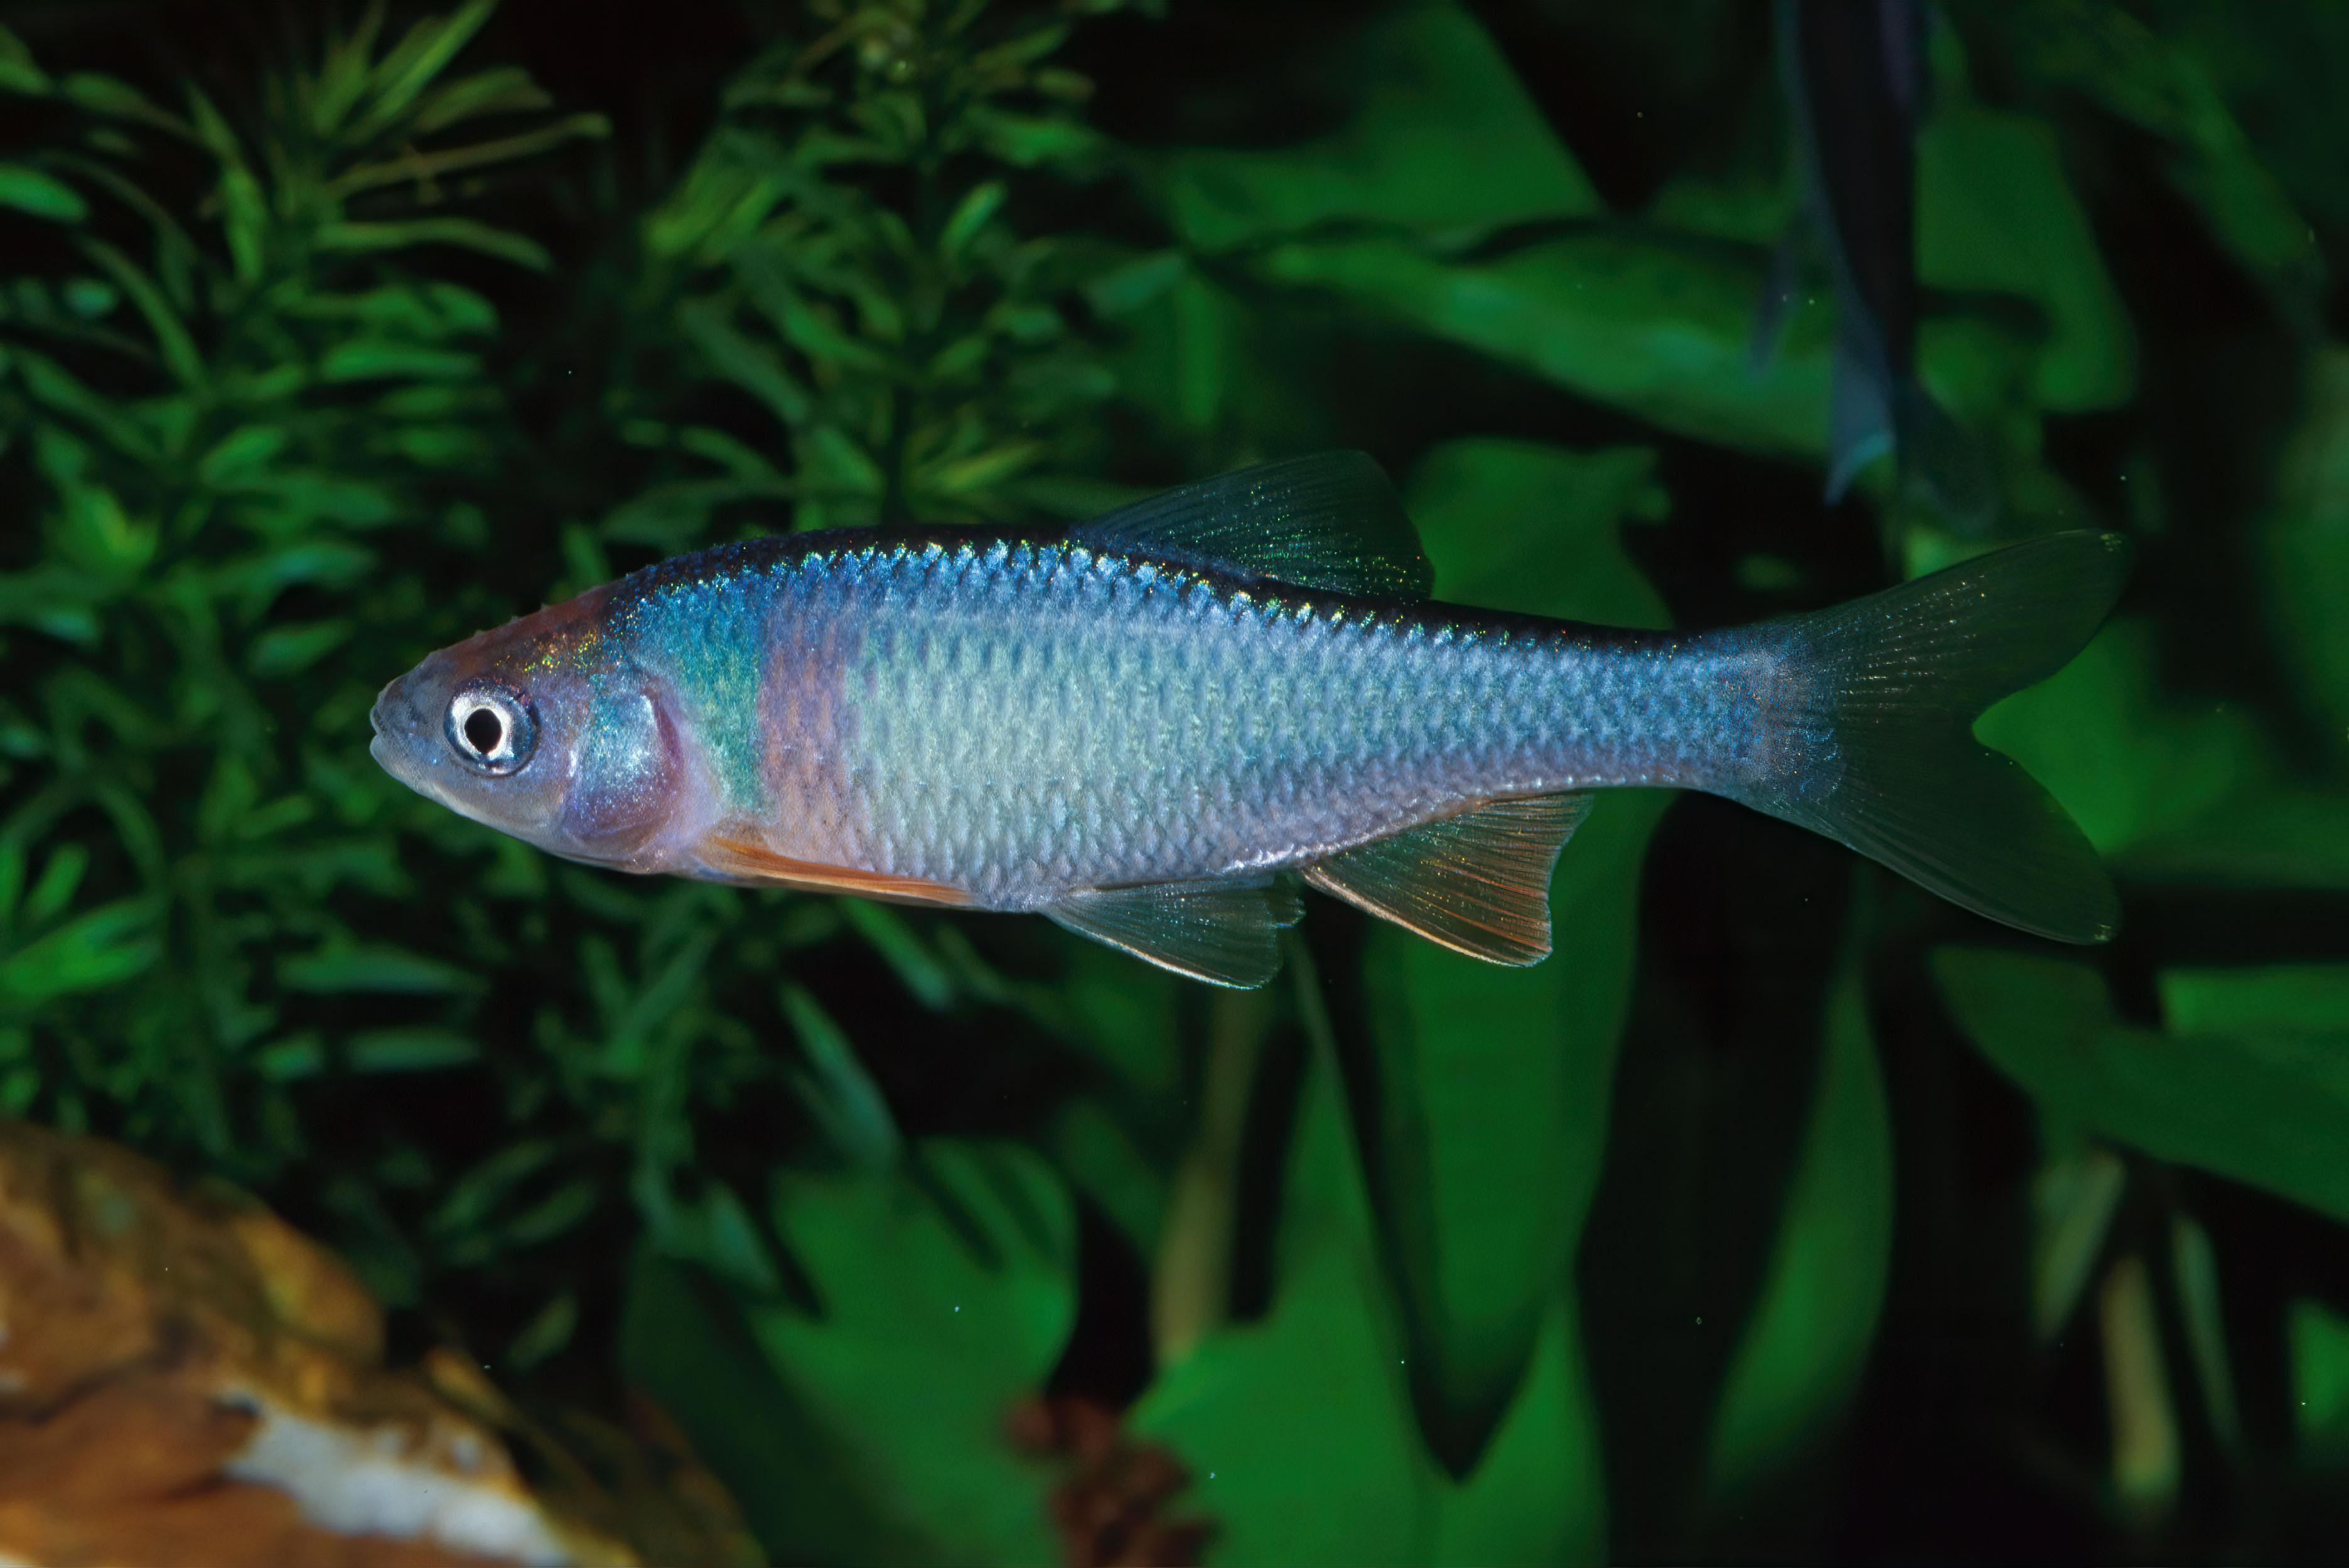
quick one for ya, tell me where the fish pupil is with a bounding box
[463,706,505,757]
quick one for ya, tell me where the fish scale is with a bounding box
[624,534,1709,911]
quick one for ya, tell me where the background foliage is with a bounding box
[3,0,2347,1561]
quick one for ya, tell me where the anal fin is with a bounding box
[1304,793,1593,967]
[1047,878,1303,989]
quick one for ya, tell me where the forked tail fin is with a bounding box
[1733,532,2133,942]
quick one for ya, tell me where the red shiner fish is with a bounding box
[370,453,2129,986]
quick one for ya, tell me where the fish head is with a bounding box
[371,591,684,870]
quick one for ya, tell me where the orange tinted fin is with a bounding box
[1304,793,1593,966]
[700,834,970,906]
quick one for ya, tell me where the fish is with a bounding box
[370,451,2128,987]
[1766,0,1994,527]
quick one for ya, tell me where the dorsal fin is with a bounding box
[1046,878,1303,988]
[1303,793,1593,966]
[1071,451,1433,599]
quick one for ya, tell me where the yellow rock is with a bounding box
[0,1117,754,1568]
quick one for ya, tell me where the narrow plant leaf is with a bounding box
[0,163,85,222]
[316,218,552,271]
[1131,1036,1436,1566]
[77,236,202,389]
[352,0,498,146]
[1345,440,1670,1475]
[411,65,556,135]
[1704,913,1895,1505]
[0,896,161,1006]
[2291,1298,2349,1465]
[0,24,50,95]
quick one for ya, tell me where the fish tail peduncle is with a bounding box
[1719,532,2133,942]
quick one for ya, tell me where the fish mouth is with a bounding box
[368,680,423,779]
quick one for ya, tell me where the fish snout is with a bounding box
[368,677,432,776]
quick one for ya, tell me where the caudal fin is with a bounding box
[1736,532,2133,942]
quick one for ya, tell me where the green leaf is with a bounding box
[505,1290,578,1371]
[309,2,387,134]
[676,296,811,426]
[0,896,162,1006]
[1916,102,2136,412]
[1429,1297,1606,1566]
[0,25,51,95]
[840,899,954,1010]
[0,844,29,925]
[1980,0,2323,314]
[1156,2,1601,253]
[1976,617,2349,889]
[279,941,481,994]
[1337,441,1668,1473]
[1135,1014,1609,1564]
[624,1141,1075,1567]
[1935,948,2349,1224]
[21,846,87,928]
[2291,1298,2349,1465]
[247,620,355,678]
[63,72,193,139]
[77,236,203,389]
[411,65,555,136]
[1131,1042,1435,1565]
[2031,1145,2127,1343]
[938,178,1006,266]
[317,339,481,382]
[0,163,85,222]
[350,0,498,146]
[316,218,551,271]
[2170,1214,2242,1455]
[11,346,159,463]
[198,425,292,486]
[183,87,266,284]
[257,1028,481,1080]
[0,566,105,647]
[780,981,903,1171]
[1704,920,1894,1503]
[2160,964,2349,1038]
[968,107,1109,173]
[1257,234,1830,458]
[2260,345,2349,770]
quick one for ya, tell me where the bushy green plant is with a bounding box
[0,1,606,1163]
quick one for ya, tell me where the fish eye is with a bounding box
[446,687,537,775]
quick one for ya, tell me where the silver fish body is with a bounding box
[630,535,1781,910]
[372,453,2127,985]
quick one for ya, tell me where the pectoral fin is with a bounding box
[699,834,970,906]
[1046,878,1303,988]
[1304,793,1593,966]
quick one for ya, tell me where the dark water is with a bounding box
[1,0,2345,1561]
